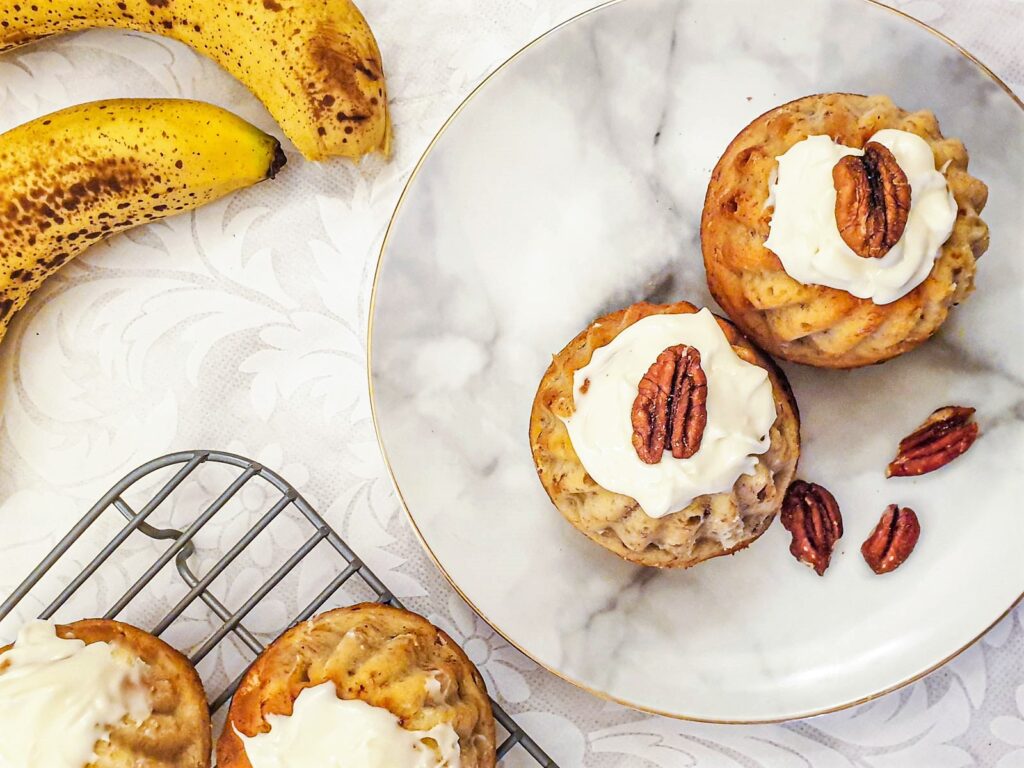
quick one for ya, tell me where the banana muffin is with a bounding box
[218,604,495,768]
[0,618,211,767]
[530,300,800,568]
[702,93,989,368]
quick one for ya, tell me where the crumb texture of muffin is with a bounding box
[529,301,801,568]
[0,618,212,768]
[217,603,496,768]
[701,93,989,368]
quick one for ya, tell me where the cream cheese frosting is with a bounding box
[763,129,957,305]
[0,620,151,768]
[238,682,462,768]
[562,309,776,518]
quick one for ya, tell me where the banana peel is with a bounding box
[0,0,391,162]
[0,98,285,346]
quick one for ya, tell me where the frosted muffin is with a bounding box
[530,301,800,568]
[701,93,989,368]
[0,618,211,767]
[218,604,495,768]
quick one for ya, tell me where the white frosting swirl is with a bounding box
[562,309,776,519]
[0,620,152,768]
[763,129,957,305]
[238,682,462,768]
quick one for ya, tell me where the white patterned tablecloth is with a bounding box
[1,1,1022,766]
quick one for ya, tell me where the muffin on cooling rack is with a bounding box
[701,93,989,368]
[218,603,495,768]
[0,618,211,767]
[530,301,800,569]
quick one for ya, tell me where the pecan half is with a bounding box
[631,345,708,464]
[833,141,912,259]
[780,481,844,576]
[861,505,920,574]
[887,406,979,478]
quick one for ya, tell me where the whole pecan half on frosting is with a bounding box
[631,344,708,464]
[887,406,979,477]
[780,481,844,576]
[862,505,920,574]
[833,141,911,259]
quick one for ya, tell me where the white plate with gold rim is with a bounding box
[369,0,1024,721]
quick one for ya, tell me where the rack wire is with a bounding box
[0,449,557,767]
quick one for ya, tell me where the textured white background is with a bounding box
[0,1,1022,766]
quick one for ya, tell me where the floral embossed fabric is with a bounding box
[0,1,1021,766]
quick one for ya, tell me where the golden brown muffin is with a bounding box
[530,301,801,568]
[701,93,989,368]
[0,619,212,768]
[218,604,495,768]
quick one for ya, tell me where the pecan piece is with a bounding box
[780,481,843,576]
[861,505,920,574]
[631,345,708,464]
[833,141,912,259]
[887,406,979,478]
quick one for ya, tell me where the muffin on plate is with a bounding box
[218,603,495,768]
[701,93,989,368]
[530,301,800,569]
[0,618,211,767]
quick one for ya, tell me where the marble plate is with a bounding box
[369,0,1024,721]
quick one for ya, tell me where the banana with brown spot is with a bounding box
[0,0,391,161]
[0,98,285,347]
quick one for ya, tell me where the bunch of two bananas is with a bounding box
[0,0,391,345]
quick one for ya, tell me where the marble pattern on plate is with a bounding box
[371,0,1024,720]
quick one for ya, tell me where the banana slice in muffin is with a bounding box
[701,93,989,368]
[0,618,211,767]
[530,300,800,569]
[218,604,495,768]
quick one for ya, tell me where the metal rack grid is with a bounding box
[0,449,557,767]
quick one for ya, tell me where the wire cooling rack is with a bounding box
[0,449,556,767]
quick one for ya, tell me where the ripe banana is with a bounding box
[0,98,285,346]
[0,0,391,162]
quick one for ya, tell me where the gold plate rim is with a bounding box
[366,0,1024,724]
